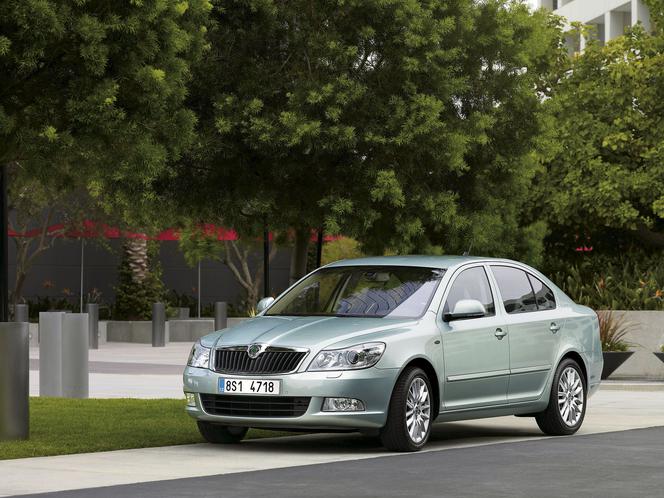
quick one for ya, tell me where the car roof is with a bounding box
[324,255,519,271]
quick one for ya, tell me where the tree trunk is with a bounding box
[223,240,277,312]
[124,239,149,283]
[289,227,310,284]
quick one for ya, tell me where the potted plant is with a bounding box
[655,344,664,364]
[597,310,634,379]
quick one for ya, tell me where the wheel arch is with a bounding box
[558,349,588,385]
[398,357,441,419]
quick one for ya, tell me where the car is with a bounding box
[183,255,602,451]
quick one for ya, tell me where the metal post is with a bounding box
[197,260,201,319]
[316,228,324,268]
[39,312,64,397]
[14,303,28,323]
[263,224,270,298]
[0,322,29,440]
[214,301,227,331]
[61,313,89,398]
[1,164,8,322]
[79,239,85,313]
[152,302,166,347]
[86,303,99,350]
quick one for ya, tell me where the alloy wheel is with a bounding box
[405,377,431,443]
[557,366,584,427]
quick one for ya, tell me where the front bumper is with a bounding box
[183,366,398,430]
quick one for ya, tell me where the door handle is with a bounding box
[550,322,560,334]
[494,328,507,340]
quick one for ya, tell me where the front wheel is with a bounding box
[536,359,587,436]
[197,421,248,444]
[380,367,433,452]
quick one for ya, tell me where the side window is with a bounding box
[443,267,495,317]
[491,266,538,314]
[528,274,556,310]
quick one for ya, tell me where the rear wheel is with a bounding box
[380,367,433,452]
[197,421,248,444]
[536,359,586,436]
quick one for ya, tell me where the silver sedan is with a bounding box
[183,255,602,451]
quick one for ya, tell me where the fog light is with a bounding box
[185,392,196,407]
[322,397,365,412]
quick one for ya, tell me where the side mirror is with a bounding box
[256,297,275,314]
[444,299,486,322]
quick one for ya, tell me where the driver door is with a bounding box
[440,265,509,410]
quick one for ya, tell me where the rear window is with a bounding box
[491,266,538,314]
[528,274,556,310]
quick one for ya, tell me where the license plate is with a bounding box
[218,377,281,395]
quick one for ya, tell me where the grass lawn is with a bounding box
[0,397,290,461]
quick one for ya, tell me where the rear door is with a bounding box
[489,265,562,403]
[440,265,510,410]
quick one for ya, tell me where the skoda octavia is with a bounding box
[184,256,602,451]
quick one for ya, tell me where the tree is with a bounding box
[539,22,664,254]
[114,239,166,320]
[0,0,210,225]
[178,224,277,310]
[173,0,561,280]
[1,0,210,312]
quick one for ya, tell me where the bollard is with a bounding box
[0,322,29,440]
[62,314,89,398]
[14,304,28,323]
[214,301,228,331]
[86,303,99,350]
[39,312,89,398]
[40,312,65,397]
[177,307,190,319]
[152,302,166,347]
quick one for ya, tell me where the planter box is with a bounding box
[169,319,214,342]
[601,351,634,379]
[107,321,169,344]
[169,317,251,342]
[604,311,664,380]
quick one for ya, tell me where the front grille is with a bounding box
[200,394,311,418]
[214,347,307,374]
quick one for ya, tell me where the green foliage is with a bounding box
[114,241,166,320]
[177,225,223,268]
[321,237,364,266]
[174,0,562,265]
[539,24,664,250]
[596,310,633,352]
[547,252,664,311]
[0,0,210,225]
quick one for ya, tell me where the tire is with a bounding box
[197,421,248,444]
[380,367,433,452]
[536,358,587,436]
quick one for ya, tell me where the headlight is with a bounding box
[308,342,386,371]
[188,341,211,368]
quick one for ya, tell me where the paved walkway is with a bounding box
[1,389,663,497]
[29,342,190,398]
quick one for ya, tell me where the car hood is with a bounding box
[203,315,418,350]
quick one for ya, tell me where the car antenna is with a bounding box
[462,241,473,257]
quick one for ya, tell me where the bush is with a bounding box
[545,251,664,311]
[596,310,633,352]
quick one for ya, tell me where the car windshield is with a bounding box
[265,266,445,319]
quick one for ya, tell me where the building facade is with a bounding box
[539,0,651,49]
